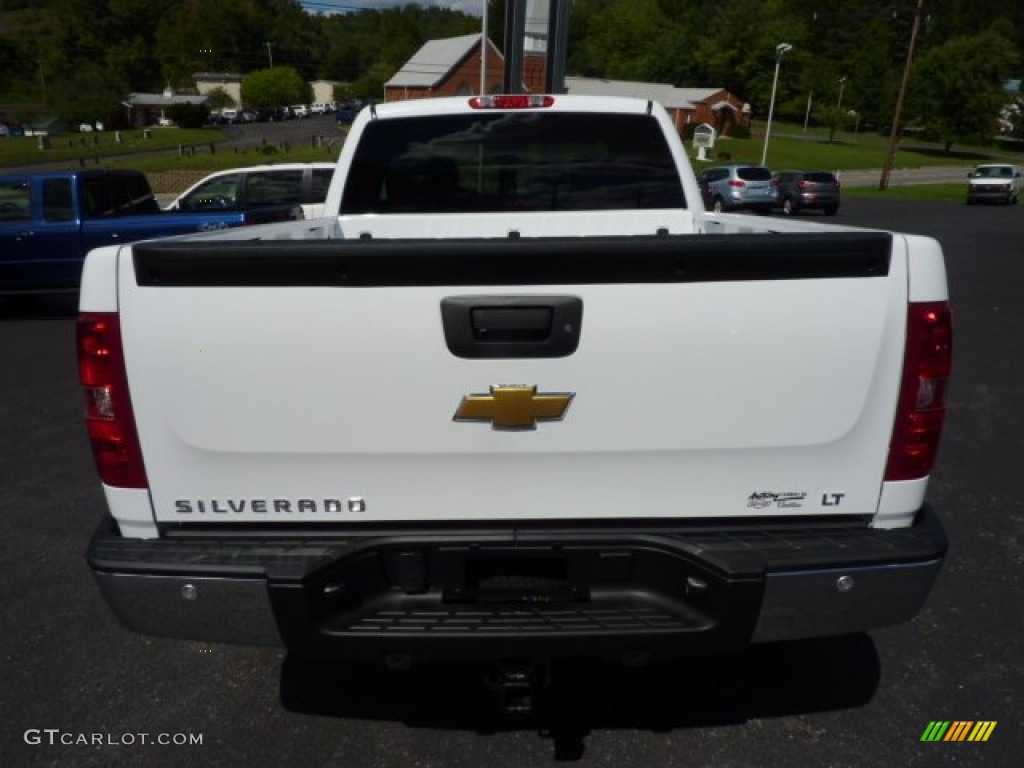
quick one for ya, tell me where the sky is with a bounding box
[299,1,486,16]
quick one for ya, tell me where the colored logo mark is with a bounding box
[920,721,997,742]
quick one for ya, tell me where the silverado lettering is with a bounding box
[174,499,350,514]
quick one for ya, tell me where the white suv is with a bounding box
[291,104,311,118]
[165,162,335,219]
[966,164,1020,205]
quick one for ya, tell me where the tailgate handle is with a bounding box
[471,306,552,342]
[441,296,583,359]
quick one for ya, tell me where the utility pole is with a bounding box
[37,59,48,104]
[879,0,925,190]
[264,41,275,69]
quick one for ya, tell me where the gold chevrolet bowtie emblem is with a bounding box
[453,386,574,430]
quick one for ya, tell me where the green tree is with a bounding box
[205,87,237,111]
[912,30,1018,152]
[240,66,307,109]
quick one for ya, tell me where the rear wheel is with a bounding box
[824,204,839,216]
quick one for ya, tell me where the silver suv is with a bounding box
[697,164,778,214]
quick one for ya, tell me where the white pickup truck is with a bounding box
[80,95,951,673]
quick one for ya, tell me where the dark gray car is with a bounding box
[774,170,841,216]
[697,164,778,214]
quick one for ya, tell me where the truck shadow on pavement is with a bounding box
[280,633,879,760]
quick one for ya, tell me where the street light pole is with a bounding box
[761,43,792,166]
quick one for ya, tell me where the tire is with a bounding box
[782,197,796,216]
[824,205,839,216]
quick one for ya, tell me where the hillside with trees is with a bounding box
[0,0,1020,147]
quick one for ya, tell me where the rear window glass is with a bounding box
[83,174,159,217]
[804,172,837,183]
[309,169,333,202]
[341,112,685,213]
[736,167,773,181]
[247,170,303,206]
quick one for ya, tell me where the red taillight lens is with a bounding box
[468,95,555,109]
[885,302,953,481]
[798,180,812,189]
[77,313,148,488]
[728,179,746,188]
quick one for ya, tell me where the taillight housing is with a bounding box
[78,313,148,488]
[885,301,953,481]
[468,95,555,109]
[728,179,746,188]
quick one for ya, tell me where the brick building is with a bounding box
[384,34,749,137]
[384,34,505,101]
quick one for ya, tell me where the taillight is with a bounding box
[798,180,812,189]
[77,313,148,488]
[468,95,555,109]
[885,302,953,481]
[728,180,746,188]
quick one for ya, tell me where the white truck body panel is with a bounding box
[117,230,910,526]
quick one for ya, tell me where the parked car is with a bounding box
[696,164,778,214]
[966,163,1020,205]
[291,104,311,118]
[164,162,335,219]
[0,169,301,294]
[0,122,25,138]
[773,170,841,216]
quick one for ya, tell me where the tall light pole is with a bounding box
[761,43,792,166]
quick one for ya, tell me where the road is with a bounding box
[1,199,1021,767]
[838,165,973,188]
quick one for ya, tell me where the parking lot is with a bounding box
[1,198,1021,766]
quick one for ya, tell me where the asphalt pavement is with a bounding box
[1,198,1021,767]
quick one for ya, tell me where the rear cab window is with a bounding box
[341,112,686,214]
[736,167,773,182]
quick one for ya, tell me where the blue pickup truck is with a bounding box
[0,169,302,293]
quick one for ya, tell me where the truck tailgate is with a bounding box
[122,232,905,526]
